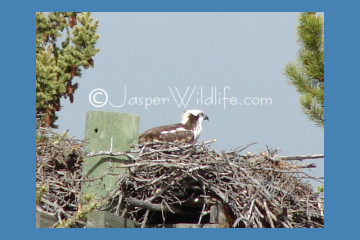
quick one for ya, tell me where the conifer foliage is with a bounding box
[36,12,99,127]
[284,12,324,127]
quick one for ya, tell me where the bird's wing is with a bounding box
[139,123,194,143]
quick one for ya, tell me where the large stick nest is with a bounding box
[103,141,324,228]
[36,125,84,225]
[36,125,324,228]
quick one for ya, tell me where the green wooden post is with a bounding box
[87,210,138,228]
[36,211,58,228]
[81,111,139,199]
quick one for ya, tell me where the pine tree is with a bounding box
[36,12,99,128]
[284,12,324,128]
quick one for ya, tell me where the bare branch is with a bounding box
[278,154,324,161]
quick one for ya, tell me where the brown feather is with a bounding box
[183,114,199,129]
[139,123,193,143]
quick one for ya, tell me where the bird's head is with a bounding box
[181,109,209,128]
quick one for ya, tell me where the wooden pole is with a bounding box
[87,210,138,228]
[36,211,58,228]
[81,111,139,199]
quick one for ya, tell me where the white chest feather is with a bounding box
[192,117,204,142]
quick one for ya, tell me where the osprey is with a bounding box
[139,109,209,144]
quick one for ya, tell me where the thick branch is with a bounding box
[278,154,324,161]
[125,197,192,216]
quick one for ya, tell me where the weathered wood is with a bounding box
[87,210,138,228]
[36,211,57,228]
[215,201,233,228]
[210,205,218,223]
[150,223,220,228]
[81,111,139,199]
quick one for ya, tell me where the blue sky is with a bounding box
[55,12,324,188]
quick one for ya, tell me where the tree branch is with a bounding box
[278,154,324,161]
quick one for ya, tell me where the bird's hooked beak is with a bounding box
[204,115,209,121]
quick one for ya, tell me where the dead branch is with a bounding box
[278,154,324,161]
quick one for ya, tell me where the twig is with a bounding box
[278,154,324,161]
